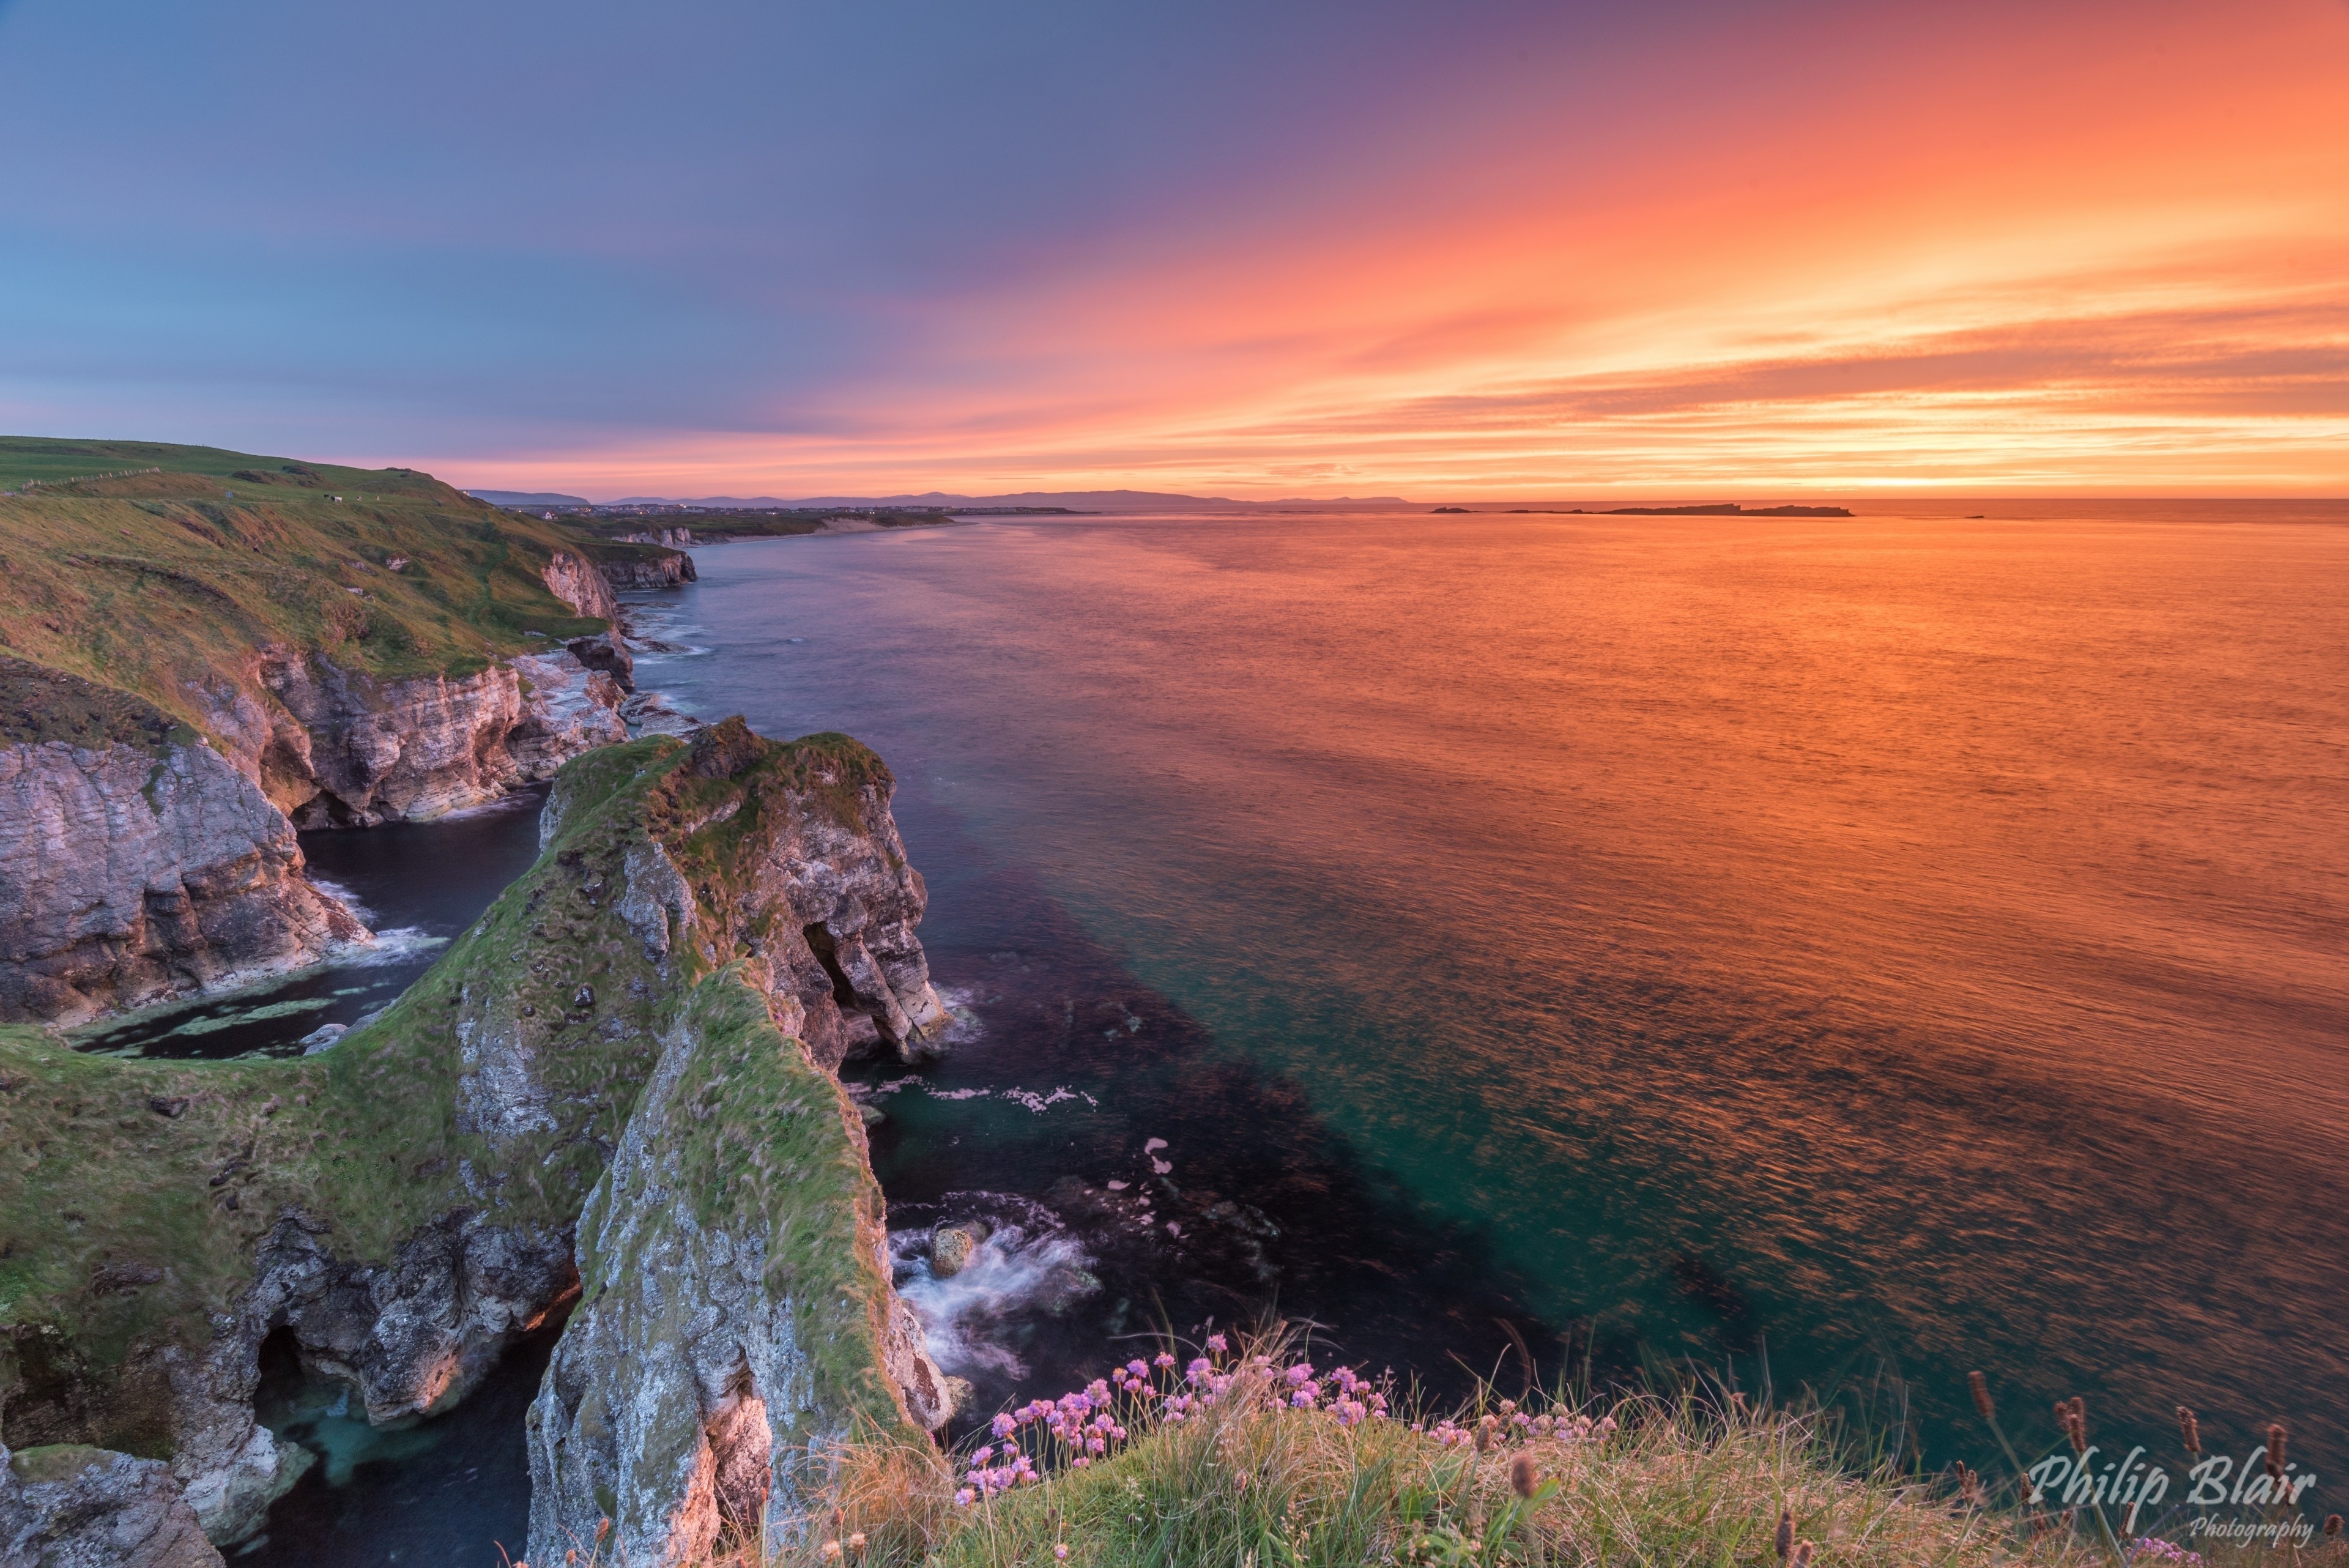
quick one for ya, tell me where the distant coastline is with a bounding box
[1434,502,1854,518]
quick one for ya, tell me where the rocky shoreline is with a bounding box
[1,450,964,1566]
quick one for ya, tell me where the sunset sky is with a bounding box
[2,0,2343,498]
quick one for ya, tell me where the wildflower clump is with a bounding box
[955,1336,1395,1509]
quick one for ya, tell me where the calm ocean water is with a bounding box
[631,503,2348,1481]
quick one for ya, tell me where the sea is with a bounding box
[241,501,2348,1561]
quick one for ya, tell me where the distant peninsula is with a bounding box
[1522,505,1850,517]
[1431,502,1853,518]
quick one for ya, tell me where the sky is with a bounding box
[1,0,2344,499]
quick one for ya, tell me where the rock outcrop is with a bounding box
[541,552,622,622]
[0,664,367,1027]
[0,1439,223,1568]
[527,979,948,1567]
[635,720,950,1067]
[565,632,635,691]
[144,1211,580,1543]
[251,649,626,828]
[597,549,697,590]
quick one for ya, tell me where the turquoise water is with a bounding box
[634,503,2349,1487]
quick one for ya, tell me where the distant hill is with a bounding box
[466,489,594,507]
[0,434,452,499]
[600,489,1422,513]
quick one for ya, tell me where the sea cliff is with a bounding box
[0,440,697,1023]
[0,723,954,1560]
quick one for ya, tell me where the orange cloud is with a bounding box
[440,1,2349,498]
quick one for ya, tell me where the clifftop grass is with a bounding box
[566,1343,2252,1568]
[0,655,198,752]
[0,434,621,748]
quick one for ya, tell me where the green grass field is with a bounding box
[0,435,629,743]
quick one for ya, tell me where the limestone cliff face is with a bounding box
[598,549,697,590]
[542,552,621,622]
[250,648,626,828]
[0,716,367,1027]
[0,641,626,1025]
[526,980,950,1567]
[0,1436,223,1568]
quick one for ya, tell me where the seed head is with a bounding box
[1968,1372,1994,1422]
[2266,1423,2287,1480]
[1511,1452,1540,1498]
[820,1544,844,1562]
[1792,1543,1815,1568]
[1775,1509,1795,1560]
[2322,1514,2340,1539]
[2059,1397,2087,1455]
[2175,1406,2200,1457]
[848,1534,867,1551]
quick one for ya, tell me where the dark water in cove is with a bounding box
[74,787,547,1060]
[242,1318,562,1568]
[627,504,2349,1482]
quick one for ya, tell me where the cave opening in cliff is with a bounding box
[253,1325,336,1435]
[801,922,861,1008]
[289,789,362,831]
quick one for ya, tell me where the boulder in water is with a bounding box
[932,1225,978,1277]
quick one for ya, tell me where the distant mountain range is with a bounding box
[466,488,1417,512]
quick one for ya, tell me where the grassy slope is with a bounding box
[0,730,913,1454]
[0,434,619,745]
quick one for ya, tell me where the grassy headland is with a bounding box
[0,435,637,743]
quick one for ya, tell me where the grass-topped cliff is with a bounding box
[0,721,943,1545]
[0,434,633,745]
